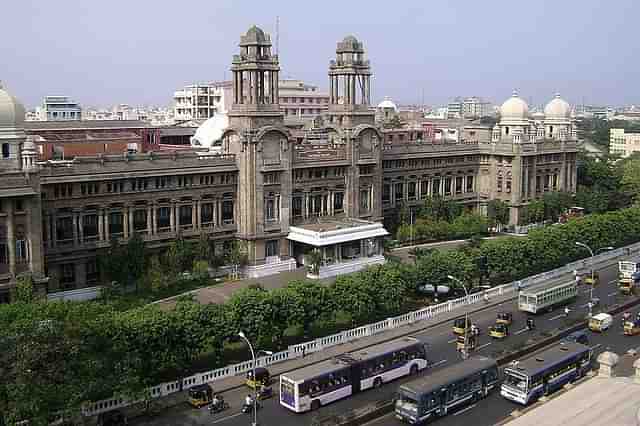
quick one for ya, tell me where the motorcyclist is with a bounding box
[244,394,254,408]
[471,324,479,336]
[574,270,581,285]
[483,292,490,303]
[211,394,220,408]
[527,318,535,330]
[564,306,570,317]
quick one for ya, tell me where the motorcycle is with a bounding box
[208,400,230,414]
[241,401,261,414]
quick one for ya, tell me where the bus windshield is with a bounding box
[395,392,418,414]
[504,371,527,391]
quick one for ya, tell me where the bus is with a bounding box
[518,280,577,314]
[501,342,592,405]
[394,356,499,424]
[279,337,428,413]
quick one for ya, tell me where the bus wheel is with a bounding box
[311,400,321,411]
[373,377,383,388]
[410,365,419,376]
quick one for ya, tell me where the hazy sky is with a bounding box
[2,0,638,108]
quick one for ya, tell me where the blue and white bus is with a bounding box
[279,337,428,412]
[501,342,592,405]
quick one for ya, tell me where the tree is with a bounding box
[195,232,213,263]
[524,199,544,224]
[420,195,461,221]
[304,249,323,276]
[541,191,573,221]
[13,274,35,303]
[226,240,248,280]
[620,154,640,204]
[487,199,510,231]
[125,232,146,292]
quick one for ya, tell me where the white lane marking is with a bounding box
[448,338,457,344]
[453,403,477,416]
[431,359,447,368]
[477,342,492,350]
[607,280,617,285]
[608,292,618,297]
[591,344,602,350]
[515,328,529,335]
[210,412,243,424]
[549,314,566,321]
[580,303,591,308]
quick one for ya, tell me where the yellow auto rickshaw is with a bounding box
[584,271,600,286]
[489,323,509,339]
[496,312,513,326]
[246,367,271,389]
[456,334,476,352]
[624,319,640,336]
[452,317,471,335]
[187,384,213,408]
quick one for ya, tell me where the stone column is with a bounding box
[146,205,152,235]
[212,199,218,227]
[98,210,104,241]
[192,201,197,229]
[129,208,134,237]
[304,194,309,219]
[104,210,110,239]
[169,201,175,232]
[123,207,129,239]
[152,205,158,235]
[7,201,15,276]
[78,213,84,244]
[72,213,79,246]
[196,200,202,229]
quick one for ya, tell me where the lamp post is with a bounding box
[448,274,469,359]
[575,242,614,316]
[238,332,273,426]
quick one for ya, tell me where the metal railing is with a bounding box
[81,242,640,416]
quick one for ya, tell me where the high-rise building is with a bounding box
[610,128,640,157]
[278,79,329,122]
[462,96,492,118]
[36,96,82,121]
[173,82,232,122]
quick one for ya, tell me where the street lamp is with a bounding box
[575,242,614,315]
[448,275,470,359]
[238,331,273,426]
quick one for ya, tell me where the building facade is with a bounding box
[610,128,640,157]
[0,27,578,302]
[279,79,329,122]
[173,82,233,122]
[35,96,82,121]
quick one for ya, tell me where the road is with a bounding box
[132,260,636,426]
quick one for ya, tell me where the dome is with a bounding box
[190,113,229,149]
[500,90,529,122]
[343,35,359,44]
[544,93,571,120]
[0,83,26,129]
[244,25,267,43]
[377,97,397,111]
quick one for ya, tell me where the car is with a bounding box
[563,330,589,345]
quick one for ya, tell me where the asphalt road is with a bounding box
[132,259,636,426]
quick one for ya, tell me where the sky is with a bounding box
[2,0,639,109]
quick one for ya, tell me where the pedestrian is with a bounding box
[564,306,570,317]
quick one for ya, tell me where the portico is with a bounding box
[287,218,388,279]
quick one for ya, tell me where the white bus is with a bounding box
[518,280,577,314]
[501,342,592,405]
[279,337,428,413]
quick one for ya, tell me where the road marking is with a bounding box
[448,338,457,344]
[477,342,492,350]
[453,403,477,416]
[210,412,243,424]
[549,314,566,321]
[431,359,447,368]
[608,292,618,297]
[515,328,529,335]
[591,344,602,350]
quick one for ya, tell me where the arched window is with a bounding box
[1,143,9,159]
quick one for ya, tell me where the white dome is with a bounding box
[191,113,229,149]
[544,94,571,120]
[377,97,397,111]
[0,83,26,129]
[500,90,529,121]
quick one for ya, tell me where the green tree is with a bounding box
[524,199,545,224]
[304,249,323,276]
[487,199,510,231]
[541,191,573,221]
[620,154,640,204]
[13,274,35,303]
[226,240,248,280]
[195,232,213,263]
[420,195,461,221]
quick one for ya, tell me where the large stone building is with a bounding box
[0,26,578,302]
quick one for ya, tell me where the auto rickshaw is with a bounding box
[246,367,271,389]
[624,318,640,336]
[583,271,600,286]
[456,334,476,352]
[496,312,513,326]
[489,323,509,339]
[452,317,472,335]
[188,384,214,408]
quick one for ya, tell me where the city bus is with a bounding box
[518,280,578,314]
[394,356,499,424]
[501,342,592,405]
[279,337,428,412]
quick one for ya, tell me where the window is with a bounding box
[265,194,279,222]
[466,176,474,193]
[1,143,9,159]
[395,183,404,202]
[334,192,344,212]
[221,200,234,224]
[444,177,452,195]
[360,189,370,212]
[432,178,440,195]
[86,259,98,285]
[264,172,280,184]
[265,240,279,258]
[56,217,73,242]
[455,176,463,194]
[293,196,303,217]
[421,180,428,198]
[83,214,98,240]
[133,209,147,231]
[60,263,75,289]
[408,182,417,200]
[157,207,170,229]
[506,180,512,193]
[179,205,193,226]
[15,239,27,262]
[382,184,391,203]
[497,176,503,192]
[201,203,214,224]
[109,212,123,236]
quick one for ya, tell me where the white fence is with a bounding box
[47,286,103,302]
[82,242,640,416]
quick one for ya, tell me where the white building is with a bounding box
[36,96,82,121]
[462,96,492,118]
[173,81,232,122]
[279,79,329,122]
[610,128,640,158]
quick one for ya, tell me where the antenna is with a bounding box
[276,16,280,57]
